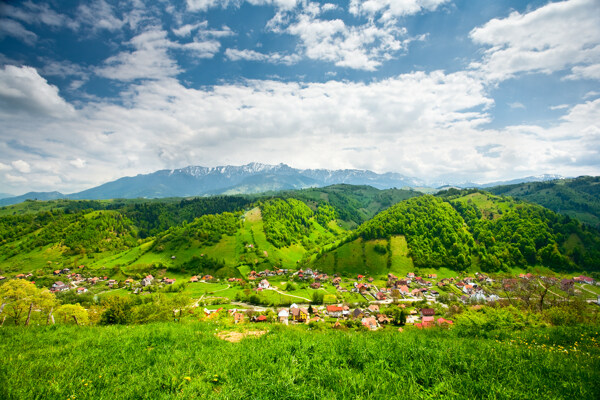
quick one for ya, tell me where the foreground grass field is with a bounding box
[0,323,599,399]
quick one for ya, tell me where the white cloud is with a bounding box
[508,102,525,109]
[285,13,410,70]
[225,48,300,64]
[550,104,569,110]
[186,0,299,12]
[0,65,75,118]
[0,2,76,29]
[5,174,27,183]
[469,0,600,81]
[0,18,37,45]
[349,0,449,20]
[12,160,31,173]
[70,158,86,168]
[95,29,221,81]
[0,162,11,171]
[76,0,124,32]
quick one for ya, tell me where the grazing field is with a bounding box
[0,323,598,400]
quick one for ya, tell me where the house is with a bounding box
[16,274,26,279]
[352,308,364,319]
[254,315,267,322]
[436,317,454,326]
[278,309,290,324]
[367,277,374,282]
[124,278,134,286]
[189,276,199,283]
[202,275,214,282]
[342,305,350,317]
[399,285,409,294]
[377,314,390,324]
[163,278,176,285]
[407,273,415,278]
[422,316,435,324]
[368,304,380,314]
[76,287,88,294]
[429,290,439,297]
[375,292,386,300]
[326,305,343,318]
[310,282,321,289]
[53,270,61,275]
[108,279,118,287]
[332,277,342,285]
[428,274,437,279]
[361,317,379,331]
[561,279,574,292]
[233,313,245,324]
[0,276,5,281]
[421,308,435,317]
[258,279,270,289]
[141,275,154,287]
[357,274,365,280]
[470,292,486,303]
[51,281,69,292]
[290,307,308,322]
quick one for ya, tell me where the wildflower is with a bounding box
[184,377,191,381]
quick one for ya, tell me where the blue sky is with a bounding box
[0,0,599,194]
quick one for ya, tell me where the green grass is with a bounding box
[0,323,598,399]
[389,235,414,275]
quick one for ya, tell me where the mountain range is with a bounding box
[0,162,566,206]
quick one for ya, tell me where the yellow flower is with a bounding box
[184,377,191,381]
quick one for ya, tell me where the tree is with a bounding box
[55,304,89,325]
[0,280,56,326]
[391,307,406,326]
[100,295,132,325]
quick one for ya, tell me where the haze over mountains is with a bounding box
[0,162,566,206]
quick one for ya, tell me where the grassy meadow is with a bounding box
[0,322,599,400]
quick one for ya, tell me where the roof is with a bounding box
[421,308,435,316]
[326,305,343,312]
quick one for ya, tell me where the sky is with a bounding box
[0,0,599,194]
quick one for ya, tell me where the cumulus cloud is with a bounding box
[11,160,31,173]
[349,0,449,20]
[186,0,299,12]
[96,28,221,81]
[469,0,600,81]
[284,13,412,70]
[0,65,75,117]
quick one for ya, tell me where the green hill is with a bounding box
[487,176,600,228]
[1,185,599,282]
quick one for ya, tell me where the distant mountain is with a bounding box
[64,163,425,201]
[0,193,14,200]
[0,191,66,207]
[0,163,576,207]
[478,174,565,188]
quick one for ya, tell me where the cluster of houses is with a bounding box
[203,303,453,331]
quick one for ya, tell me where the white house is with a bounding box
[258,279,271,289]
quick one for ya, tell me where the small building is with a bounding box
[421,308,435,317]
[290,307,308,322]
[76,287,88,294]
[278,309,290,324]
[326,305,343,318]
[189,276,199,283]
[258,279,270,289]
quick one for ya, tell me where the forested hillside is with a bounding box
[1,185,599,281]
[488,176,600,228]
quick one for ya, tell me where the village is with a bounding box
[1,266,598,331]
